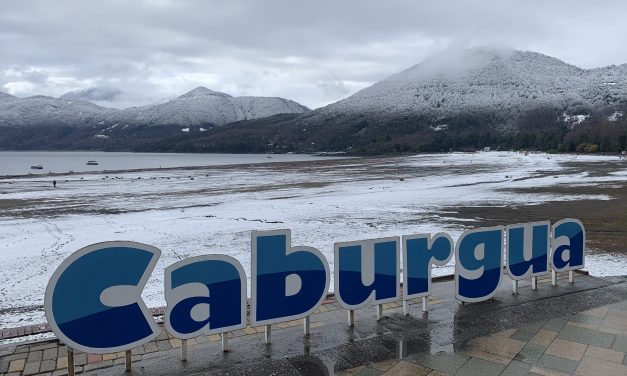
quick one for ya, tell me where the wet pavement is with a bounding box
[1,271,627,375]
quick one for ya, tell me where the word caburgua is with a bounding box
[45,218,584,354]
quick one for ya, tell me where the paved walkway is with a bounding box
[1,272,627,375]
[339,299,627,375]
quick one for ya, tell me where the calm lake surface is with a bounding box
[0,151,339,176]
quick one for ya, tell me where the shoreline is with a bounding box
[0,154,354,180]
[1,152,625,330]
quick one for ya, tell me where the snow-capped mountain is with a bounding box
[1,48,625,152]
[304,48,627,130]
[106,87,310,127]
[0,92,17,101]
[0,95,115,127]
[0,87,309,128]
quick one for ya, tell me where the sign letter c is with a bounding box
[44,241,161,354]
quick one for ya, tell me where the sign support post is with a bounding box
[180,339,187,361]
[67,348,75,376]
[125,350,132,373]
[264,325,271,344]
[569,271,574,283]
[347,310,354,327]
[376,304,383,320]
[551,270,557,286]
[422,297,428,312]
[303,316,310,336]
[221,333,229,352]
[531,276,538,290]
[512,280,518,294]
[402,301,408,316]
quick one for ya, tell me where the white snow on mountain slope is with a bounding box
[317,48,627,124]
[177,86,232,99]
[0,95,116,127]
[0,92,17,101]
[105,87,310,127]
[2,48,625,129]
[0,87,309,127]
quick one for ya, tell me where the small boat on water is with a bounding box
[86,160,99,166]
[30,165,43,170]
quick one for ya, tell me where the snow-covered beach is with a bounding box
[1,151,626,329]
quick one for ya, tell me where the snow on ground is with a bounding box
[1,151,626,328]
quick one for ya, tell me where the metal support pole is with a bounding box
[512,280,518,295]
[397,339,404,359]
[422,297,428,312]
[180,339,187,361]
[551,270,557,286]
[376,304,383,320]
[67,348,75,376]
[569,271,574,283]
[264,325,271,344]
[403,300,409,316]
[221,332,229,352]
[303,316,310,336]
[348,310,355,327]
[125,350,132,373]
[531,276,538,290]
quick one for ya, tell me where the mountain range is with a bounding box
[0,87,309,128]
[0,48,626,153]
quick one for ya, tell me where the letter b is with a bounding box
[251,230,330,325]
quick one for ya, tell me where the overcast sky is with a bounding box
[1,0,627,109]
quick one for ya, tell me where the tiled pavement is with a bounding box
[339,300,627,375]
[2,273,627,375]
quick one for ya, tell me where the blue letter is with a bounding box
[455,227,504,302]
[551,219,585,272]
[334,237,400,309]
[165,255,246,338]
[44,242,161,354]
[506,221,550,280]
[403,233,453,299]
[251,230,330,326]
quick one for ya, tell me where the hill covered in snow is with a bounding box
[0,94,115,127]
[0,87,309,128]
[302,48,626,131]
[106,87,310,127]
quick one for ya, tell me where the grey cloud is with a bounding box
[0,0,626,109]
[60,87,122,102]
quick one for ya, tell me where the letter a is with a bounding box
[551,219,585,272]
[165,255,247,338]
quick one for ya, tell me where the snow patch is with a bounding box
[609,111,623,122]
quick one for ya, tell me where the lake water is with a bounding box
[0,151,337,177]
